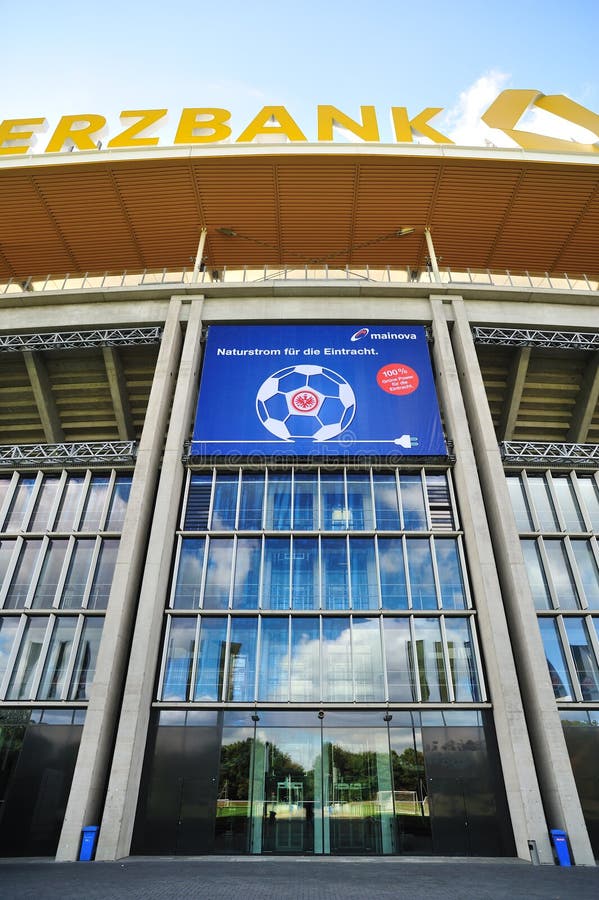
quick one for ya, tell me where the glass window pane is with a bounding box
[352,617,384,701]
[6,615,49,699]
[184,474,212,530]
[31,539,69,608]
[444,617,481,701]
[563,618,599,702]
[378,538,408,609]
[321,538,349,610]
[264,474,291,530]
[320,473,347,530]
[349,538,379,610]
[262,537,290,609]
[68,616,103,700]
[37,616,77,700]
[406,538,437,610]
[4,477,36,531]
[544,540,579,609]
[161,617,196,701]
[79,475,111,531]
[538,618,574,700]
[203,538,233,609]
[27,476,60,532]
[0,539,16,591]
[238,473,264,530]
[61,539,95,608]
[293,473,318,530]
[373,474,401,530]
[4,539,43,608]
[292,537,319,610]
[552,477,585,531]
[521,540,551,609]
[54,476,85,531]
[258,618,289,701]
[577,477,599,531]
[88,538,120,609]
[227,618,257,701]
[0,616,19,685]
[346,475,374,530]
[211,473,238,529]
[290,617,320,702]
[413,617,449,702]
[400,474,427,530]
[232,538,261,609]
[426,473,455,530]
[434,538,466,609]
[172,538,205,608]
[571,541,599,609]
[194,617,227,701]
[506,476,533,531]
[0,478,11,522]
[105,476,132,530]
[322,617,352,702]
[383,617,414,701]
[527,476,559,530]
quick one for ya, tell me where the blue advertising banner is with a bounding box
[191,324,446,457]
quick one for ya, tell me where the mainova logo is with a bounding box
[350,328,369,342]
[350,327,417,342]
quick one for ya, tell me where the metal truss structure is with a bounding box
[501,441,599,465]
[472,327,599,351]
[0,327,163,353]
[0,441,137,466]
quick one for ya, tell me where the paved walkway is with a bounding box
[0,857,598,900]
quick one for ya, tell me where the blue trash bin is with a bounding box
[550,829,572,866]
[79,825,99,861]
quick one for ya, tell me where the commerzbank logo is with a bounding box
[350,327,417,342]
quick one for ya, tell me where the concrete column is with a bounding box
[56,297,185,861]
[448,296,595,866]
[95,297,205,860]
[430,297,554,865]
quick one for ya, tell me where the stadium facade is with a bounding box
[0,135,598,865]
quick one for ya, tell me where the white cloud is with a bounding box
[442,70,515,148]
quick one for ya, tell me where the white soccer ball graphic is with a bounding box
[256,364,356,441]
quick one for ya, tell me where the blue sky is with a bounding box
[2,0,598,146]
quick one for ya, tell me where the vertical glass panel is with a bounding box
[6,615,49,699]
[54,475,85,531]
[203,538,234,609]
[413,617,449,702]
[378,538,408,610]
[400,474,427,530]
[37,616,77,699]
[577,477,599,531]
[444,617,481,701]
[538,618,574,700]
[61,539,95,608]
[258,618,289,701]
[506,476,533,531]
[0,478,11,522]
[321,538,349,610]
[434,538,466,609]
[4,539,43,608]
[571,541,599,609]
[383,617,414,701]
[292,537,319,610]
[0,616,19,685]
[238,473,264,530]
[68,616,103,700]
[194,617,228,701]
[262,537,290,610]
[214,724,254,853]
[521,540,552,609]
[105,475,132,530]
[232,538,261,609]
[172,538,205,609]
[563,618,599,701]
[552,477,585,531]
[88,538,120,609]
[79,475,111,531]
[373,473,401,530]
[227,618,257,701]
[31,539,69,608]
[346,475,374,530]
[352,617,384,701]
[184,474,212,530]
[161,617,196,701]
[406,538,437,610]
[322,617,352,702]
[389,725,431,853]
[290,618,320,702]
[211,473,238,530]
[0,539,16,591]
[3,476,36,531]
[264,474,291,530]
[527,475,559,530]
[320,473,347,530]
[293,473,319,531]
[544,540,579,609]
[349,538,379,610]
[426,473,455,531]
[27,477,60,532]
